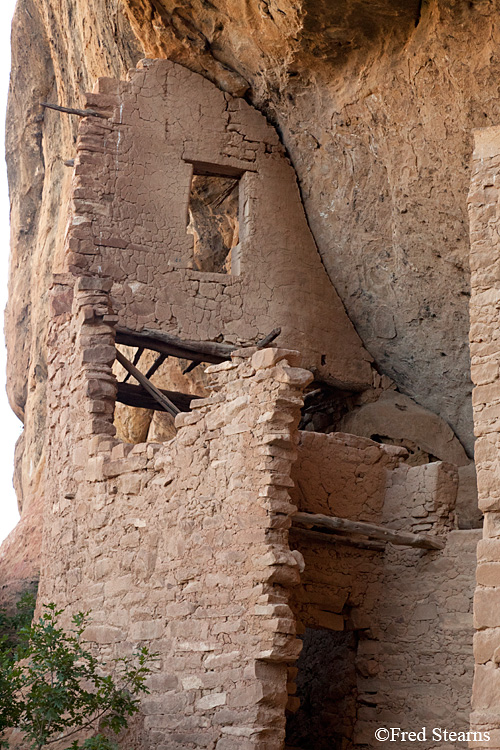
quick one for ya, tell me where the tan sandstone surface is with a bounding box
[9,1,500,495]
[2,1,498,748]
[3,0,490,600]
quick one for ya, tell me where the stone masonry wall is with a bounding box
[40,273,314,749]
[289,431,403,634]
[61,58,372,390]
[24,54,480,750]
[39,266,480,750]
[362,468,478,749]
[468,125,500,749]
[289,433,478,748]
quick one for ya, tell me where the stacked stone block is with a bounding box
[468,126,500,748]
[41,272,317,748]
[30,56,484,750]
[61,58,372,390]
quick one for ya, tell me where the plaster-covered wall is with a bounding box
[63,59,372,390]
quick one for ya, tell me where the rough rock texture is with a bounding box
[0,52,481,747]
[290,432,477,748]
[38,265,477,748]
[4,0,493,598]
[2,0,496,744]
[7,0,500,494]
[188,174,240,273]
[9,0,500,478]
[340,390,470,467]
[41,270,310,748]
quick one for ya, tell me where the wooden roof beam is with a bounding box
[115,326,281,364]
[292,511,445,551]
[116,382,199,413]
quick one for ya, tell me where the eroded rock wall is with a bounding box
[6,1,495,580]
[9,0,499,492]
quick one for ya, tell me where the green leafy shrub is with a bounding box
[0,588,37,659]
[0,603,156,750]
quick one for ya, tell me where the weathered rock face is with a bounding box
[4,0,495,606]
[8,0,500,511]
[2,4,490,740]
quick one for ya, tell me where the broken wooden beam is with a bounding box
[183,360,201,375]
[144,352,167,380]
[116,382,199,413]
[40,102,109,119]
[115,326,282,365]
[292,511,445,551]
[115,349,180,417]
[116,327,235,364]
[290,526,385,552]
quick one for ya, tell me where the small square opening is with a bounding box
[187,173,240,274]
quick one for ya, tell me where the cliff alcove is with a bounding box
[2,1,499,748]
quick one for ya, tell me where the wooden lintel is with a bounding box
[290,526,385,552]
[116,382,199,413]
[292,511,445,551]
[115,326,282,365]
[115,349,181,417]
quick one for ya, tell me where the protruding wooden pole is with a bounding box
[290,526,385,552]
[116,382,198,413]
[40,102,109,119]
[115,326,282,364]
[123,347,145,384]
[116,327,235,364]
[144,353,167,380]
[256,327,281,348]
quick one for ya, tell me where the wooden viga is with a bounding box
[114,327,281,416]
[291,512,445,553]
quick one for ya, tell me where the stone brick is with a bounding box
[83,625,124,644]
[29,56,482,750]
[130,620,164,640]
[196,692,227,710]
[251,348,302,370]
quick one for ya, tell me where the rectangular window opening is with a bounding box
[187,173,240,274]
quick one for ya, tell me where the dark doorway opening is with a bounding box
[285,628,358,750]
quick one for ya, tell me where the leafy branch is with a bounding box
[0,603,157,750]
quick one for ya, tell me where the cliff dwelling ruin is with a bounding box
[3,1,500,748]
